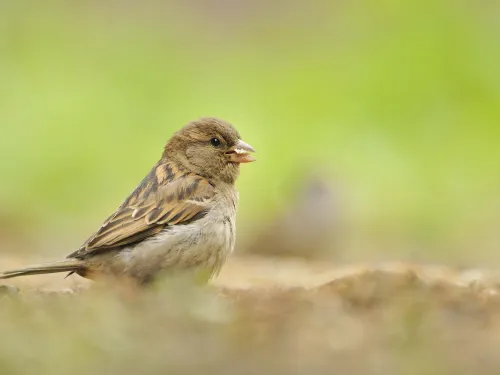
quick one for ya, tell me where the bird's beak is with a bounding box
[225,139,256,163]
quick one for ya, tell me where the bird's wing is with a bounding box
[68,161,215,259]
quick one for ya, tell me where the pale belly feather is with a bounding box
[113,202,236,283]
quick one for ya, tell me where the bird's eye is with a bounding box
[210,137,221,147]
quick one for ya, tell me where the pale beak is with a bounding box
[225,139,256,163]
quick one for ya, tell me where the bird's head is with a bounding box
[164,117,256,184]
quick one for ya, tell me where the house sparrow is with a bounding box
[0,117,255,285]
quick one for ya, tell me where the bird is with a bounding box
[0,117,256,285]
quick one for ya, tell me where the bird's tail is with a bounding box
[0,259,84,279]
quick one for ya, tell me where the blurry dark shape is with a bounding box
[0,284,19,298]
[246,170,343,260]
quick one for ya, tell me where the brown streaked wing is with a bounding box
[67,161,215,259]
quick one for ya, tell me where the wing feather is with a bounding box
[68,161,215,259]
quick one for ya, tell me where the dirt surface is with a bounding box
[2,254,499,292]
[3,255,500,374]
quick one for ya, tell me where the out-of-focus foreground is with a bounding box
[3,259,500,375]
[1,1,500,374]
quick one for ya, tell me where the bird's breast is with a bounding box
[116,196,237,282]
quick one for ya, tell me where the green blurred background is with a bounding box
[2,2,500,374]
[1,0,499,266]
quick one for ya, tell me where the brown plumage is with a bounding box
[0,117,255,284]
